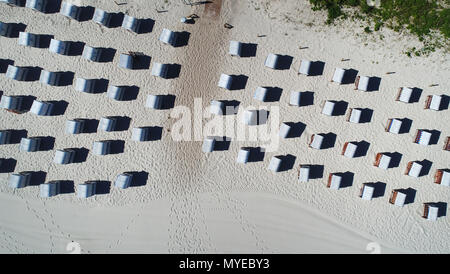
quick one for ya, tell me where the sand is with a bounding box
[0,0,449,253]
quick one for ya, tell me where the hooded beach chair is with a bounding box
[202,136,216,153]
[298,60,313,75]
[373,153,392,170]
[389,189,407,207]
[77,181,96,198]
[6,65,33,81]
[267,156,285,172]
[122,14,147,33]
[74,78,103,94]
[82,46,110,62]
[145,95,164,109]
[98,117,119,132]
[385,118,403,134]
[445,137,450,151]
[40,181,60,197]
[131,127,152,141]
[424,95,445,111]
[217,73,233,90]
[405,161,424,178]
[93,8,122,27]
[242,109,268,126]
[0,21,15,37]
[92,140,112,155]
[18,32,48,48]
[39,70,66,86]
[331,68,346,84]
[298,165,312,182]
[347,108,364,123]
[414,129,433,145]
[151,63,169,78]
[8,172,32,188]
[355,76,371,91]
[236,147,251,164]
[19,137,41,152]
[229,41,242,57]
[434,169,450,186]
[25,0,51,13]
[321,100,336,116]
[49,39,79,55]
[342,142,358,158]
[264,53,281,69]
[327,173,342,190]
[59,1,82,20]
[396,87,414,103]
[0,130,12,145]
[0,95,23,113]
[30,100,54,116]
[118,53,138,69]
[66,119,85,134]
[289,91,311,106]
[159,28,177,46]
[114,173,133,189]
[53,149,76,164]
[422,203,439,221]
[309,134,325,150]
[359,183,375,200]
[107,85,128,100]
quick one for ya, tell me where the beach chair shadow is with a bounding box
[428,130,441,145]
[136,19,155,34]
[159,94,176,109]
[21,66,42,81]
[309,165,324,179]
[341,69,358,84]
[418,159,433,177]
[212,136,232,151]
[59,180,75,194]
[20,95,37,112]
[229,75,248,90]
[386,152,402,168]
[129,171,149,187]
[67,41,85,56]
[0,59,14,73]
[90,78,109,94]
[439,95,450,110]
[332,100,348,116]
[6,23,27,38]
[77,6,95,22]
[131,54,151,70]
[359,108,374,123]
[337,171,354,188]
[409,88,422,103]
[110,116,131,131]
[240,43,258,58]
[28,171,47,186]
[319,133,337,149]
[247,147,265,162]
[354,140,370,157]
[38,136,55,151]
[283,122,306,138]
[221,100,240,115]
[174,31,190,47]
[147,126,163,141]
[82,119,99,133]
[308,61,325,76]
[0,158,17,173]
[71,147,89,163]
[164,64,181,79]
[371,182,386,198]
[95,181,111,195]
[34,34,54,48]
[434,202,447,217]
[55,71,75,86]
[275,55,293,70]
[366,77,381,92]
[404,188,416,205]
[48,100,68,116]
[97,48,116,63]
[109,140,125,154]
[105,13,125,28]
[261,87,282,102]
[8,129,28,144]
[398,118,413,134]
[277,154,296,172]
[298,91,314,106]
[118,85,139,101]
[37,0,62,14]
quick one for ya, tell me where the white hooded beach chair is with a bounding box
[332,68,346,84]
[264,53,280,69]
[0,95,24,113]
[289,91,311,106]
[60,2,82,20]
[327,173,342,190]
[107,85,127,100]
[159,28,177,46]
[356,76,370,91]
[405,161,423,178]
[151,63,169,78]
[0,0,23,6]
[414,130,433,145]
[298,60,312,75]
[53,149,76,164]
[19,137,41,152]
[93,8,117,27]
[396,87,414,103]
[423,203,439,221]
[40,181,60,197]
[82,46,107,62]
[373,153,391,170]
[114,173,133,189]
[347,108,363,123]
[309,134,325,150]
[131,127,152,142]
[6,65,31,81]
[385,118,403,134]
[39,70,64,86]
[49,39,74,55]
[66,119,85,134]
[0,21,14,37]
[18,32,46,48]
[243,109,268,126]
[268,156,284,172]
[389,190,407,207]
[342,142,358,158]
[98,117,118,132]
[118,53,136,69]
[145,95,164,109]
[30,100,54,116]
[0,130,12,145]
[434,169,450,186]
[202,136,216,153]
[122,15,144,33]
[74,78,101,93]
[26,0,50,13]
[253,87,270,102]
[229,41,242,56]
[236,147,251,164]
[210,100,225,115]
[92,140,112,155]
[279,122,294,138]
[321,100,336,116]
[298,165,311,182]
[77,182,96,198]
[8,172,32,188]
[425,95,444,111]
[218,73,233,90]
[359,183,375,200]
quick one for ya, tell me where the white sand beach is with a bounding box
[0,0,449,253]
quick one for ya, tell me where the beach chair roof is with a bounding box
[8,172,32,188]
[236,147,251,164]
[290,91,308,106]
[378,154,391,170]
[75,78,100,93]
[115,173,133,189]
[322,101,335,116]
[388,118,402,134]
[394,190,407,206]
[398,87,413,103]
[357,76,370,91]
[349,108,363,123]
[39,70,64,86]
[30,100,54,116]
[426,205,439,221]
[416,130,432,145]
[210,100,225,115]
[107,85,126,100]
[429,95,442,111]
[229,41,242,56]
[202,136,216,152]
[441,170,450,186]
[254,87,269,102]
[264,53,279,69]
[82,46,106,62]
[268,156,283,172]
[343,142,358,158]
[53,149,76,164]
[361,184,375,200]
[310,134,325,149]
[408,162,423,177]
[159,28,177,46]
[218,73,233,90]
[329,174,342,189]
[93,8,116,27]
[19,137,41,152]
[298,165,311,182]
[92,140,112,155]
[332,68,346,83]
[298,60,312,75]
[279,122,292,138]
[66,119,85,134]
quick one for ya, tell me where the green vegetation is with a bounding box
[308,0,450,55]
